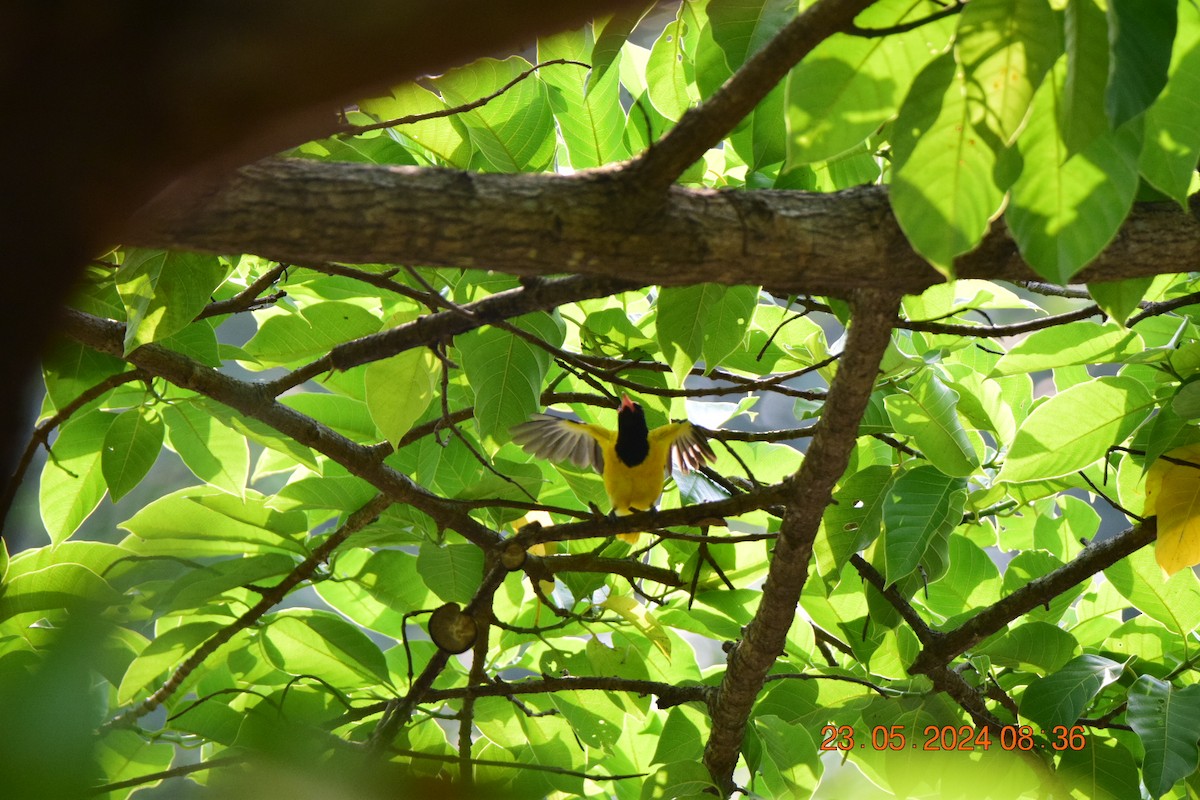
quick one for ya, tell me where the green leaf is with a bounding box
[365,346,436,448]
[460,312,563,443]
[991,321,1144,375]
[1003,550,1083,622]
[409,431,486,499]
[260,608,391,689]
[977,620,1079,673]
[1140,0,1200,205]
[657,284,758,382]
[1019,654,1124,730]
[880,465,967,585]
[590,6,647,89]
[999,376,1154,482]
[709,0,793,71]
[646,16,696,121]
[162,399,249,496]
[641,760,718,800]
[0,563,123,623]
[359,82,471,167]
[417,541,484,604]
[1170,379,1200,420]
[95,729,175,798]
[40,411,115,543]
[280,393,377,441]
[538,30,628,169]
[159,553,297,613]
[196,397,319,470]
[316,549,433,639]
[116,249,229,352]
[652,706,704,765]
[1057,738,1141,800]
[1142,405,1192,471]
[955,0,1061,145]
[1127,675,1200,799]
[754,715,821,799]
[42,340,127,412]
[785,0,953,166]
[100,407,164,502]
[120,486,309,557]
[884,371,979,477]
[1006,58,1143,283]
[272,465,376,514]
[118,621,225,703]
[1105,547,1200,635]
[816,464,894,580]
[435,57,557,172]
[890,52,1005,275]
[1062,0,1111,155]
[923,534,1002,617]
[1105,0,1177,129]
[161,319,221,367]
[1088,278,1156,325]
[243,302,381,367]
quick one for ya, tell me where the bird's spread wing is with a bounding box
[650,422,716,474]
[510,414,610,472]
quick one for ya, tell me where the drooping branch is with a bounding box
[126,158,1200,299]
[702,288,902,796]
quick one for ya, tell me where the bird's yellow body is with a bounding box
[585,422,691,514]
[512,396,714,543]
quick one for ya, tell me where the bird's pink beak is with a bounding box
[620,393,635,411]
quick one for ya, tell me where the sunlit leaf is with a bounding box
[1144,443,1200,575]
[1019,654,1125,730]
[100,406,164,502]
[954,0,1061,145]
[40,412,115,543]
[891,52,1005,275]
[1000,376,1154,482]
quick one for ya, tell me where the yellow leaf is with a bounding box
[1145,444,1200,575]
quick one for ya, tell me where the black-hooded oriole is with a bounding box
[511,394,715,542]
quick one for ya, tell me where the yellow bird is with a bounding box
[511,394,716,543]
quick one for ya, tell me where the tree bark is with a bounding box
[128,158,1200,298]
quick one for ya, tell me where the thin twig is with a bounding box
[844,0,966,38]
[0,368,146,530]
[198,262,289,319]
[88,754,246,795]
[901,305,1102,336]
[340,59,590,136]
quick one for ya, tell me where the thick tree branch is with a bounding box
[702,288,902,795]
[126,159,1200,298]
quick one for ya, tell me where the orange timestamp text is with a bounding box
[819,724,1087,752]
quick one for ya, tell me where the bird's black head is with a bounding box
[615,393,650,466]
